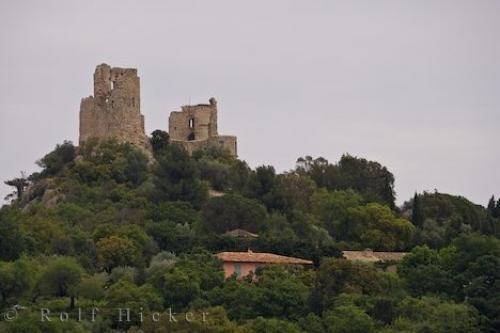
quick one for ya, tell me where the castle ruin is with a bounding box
[79,64,150,152]
[79,64,237,157]
[169,98,237,156]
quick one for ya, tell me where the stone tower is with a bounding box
[79,64,150,152]
[169,98,237,156]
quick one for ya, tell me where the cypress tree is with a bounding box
[411,192,424,228]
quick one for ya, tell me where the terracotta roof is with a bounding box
[342,250,408,263]
[215,251,313,265]
[208,189,225,197]
[224,229,259,238]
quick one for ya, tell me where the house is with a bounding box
[342,249,408,263]
[223,229,259,238]
[215,250,313,279]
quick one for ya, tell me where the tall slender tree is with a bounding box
[411,192,424,228]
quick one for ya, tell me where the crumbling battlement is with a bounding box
[79,64,236,157]
[79,64,150,152]
[169,98,237,156]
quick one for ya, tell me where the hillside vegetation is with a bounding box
[1,132,499,332]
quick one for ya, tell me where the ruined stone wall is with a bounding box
[79,64,235,158]
[169,97,218,141]
[79,64,150,153]
[168,97,237,156]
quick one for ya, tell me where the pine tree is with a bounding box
[495,198,500,219]
[487,195,496,215]
[411,192,424,228]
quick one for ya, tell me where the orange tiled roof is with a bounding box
[342,250,407,263]
[215,251,313,265]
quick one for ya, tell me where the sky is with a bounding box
[0,0,499,206]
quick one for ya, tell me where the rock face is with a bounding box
[169,98,237,156]
[79,64,151,153]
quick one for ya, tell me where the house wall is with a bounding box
[222,262,262,279]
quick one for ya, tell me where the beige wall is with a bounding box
[79,64,151,155]
[222,261,262,279]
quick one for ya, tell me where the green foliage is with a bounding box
[0,210,26,260]
[96,236,142,272]
[324,304,376,333]
[72,139,149,187]
[311,189,364,238]
[296,154,396,208]
[153,144,208,207]
[412,192,424,228]
[1,140,498,332]
[0,256,39,304]
[314,258,381,311]
[394,296,481,333]
[201,194,267,233]
[243,316,303,333]
[150,129,170,157]
[36,141,76,178]
[349,203,415,251]
[408,191,497,238]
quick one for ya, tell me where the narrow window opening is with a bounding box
[188,118,195,129]
[111,100,114,108]
[132,97,135,107]
[110,81,114,90]
[188,132,195,141]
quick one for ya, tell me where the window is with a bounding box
[132,97,135,107]
[234,264,241,278]
[188,132,195,141]
[188,118,194,129]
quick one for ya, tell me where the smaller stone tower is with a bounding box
[79,64,150,152]
[169,98,237,156]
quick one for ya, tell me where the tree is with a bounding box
[37,141,76,177]
[150,129,170,157]
[247,165,276,200]
[153,144,208,208]
[347,203,415,250]
[105,280,162,329]
[76,273,107,302]
[314,258,381,311]
[0,256,39,304]
[412,192,424,228]
[244,317,303,333]
[311,189,363,238]
[0,211,25,260]
[395,296,480,333]
[487,195,496,216]
[201,194,267,233]
[38,256,83,308]
[96,236,141,272]
[297,154,396,208]
[4,173,28,201]
[267,172,317,214]
[324,305,376,333]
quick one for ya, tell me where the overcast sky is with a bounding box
[1,0,499,206]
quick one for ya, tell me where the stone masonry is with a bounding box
[169,98,237,156]
[79,64,150,152]
[79,64,237,157]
